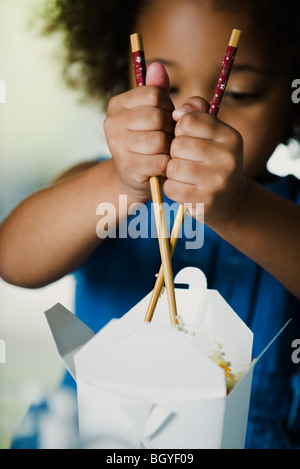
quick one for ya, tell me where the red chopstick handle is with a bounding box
[209,45,237,116]
[132,50,146,87]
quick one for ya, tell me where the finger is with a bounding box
[128,130,174,155]
[172,96,209,121]
[127,153,170,179]
[166,153,225,188]
[123,106,175,134]
[108,86,174,114]
[146,62,170,93]
[174,110,233,142]
[166,157,205,185]
[170,135,220,162]
[163,178,201,205]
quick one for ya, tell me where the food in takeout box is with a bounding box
[208,341,247,394]
[173,314,246,394]
[45,267,286,449]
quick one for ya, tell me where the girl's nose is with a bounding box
[177,83,211,107]
[189,83,211,102]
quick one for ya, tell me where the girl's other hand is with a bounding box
[166,97,247,228]
[104,62,175,203]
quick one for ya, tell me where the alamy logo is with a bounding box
[0,79,6,103]
[291,339,300,364]
[96,196,205,249]
[0,339,6,364]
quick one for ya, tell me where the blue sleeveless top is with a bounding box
[68,172,300,449]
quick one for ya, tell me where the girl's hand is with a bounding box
[165,97,247,228]
[104,63,175,202]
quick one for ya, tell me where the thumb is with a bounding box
[172,96,209,121]
[146,62,170,93]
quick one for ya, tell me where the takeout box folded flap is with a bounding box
[77,379,227,448]
[76,381,141,448]
[79,379,178,442]
[83,379,224,407]
[254,317,292,363]
[121,401,176,440]
[44,303,95,379]
[74,319,227,399]
[121,394,227,449]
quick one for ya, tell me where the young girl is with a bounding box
[2,0,300,449]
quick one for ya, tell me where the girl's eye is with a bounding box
[170,86,180,95]
[225,91,261,103]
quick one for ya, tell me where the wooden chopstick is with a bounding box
[130,33,178,325]
[144,203,185,322]
[144,29,242,322]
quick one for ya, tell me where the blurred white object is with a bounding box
[39,388,79,449]
[0,79,6,103]
[267,139,300,179]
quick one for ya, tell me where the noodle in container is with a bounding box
[45,267,288,449]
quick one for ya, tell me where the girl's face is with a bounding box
[134,0,294,179]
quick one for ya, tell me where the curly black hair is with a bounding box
[38,0,143,107]
[39,0,300,109]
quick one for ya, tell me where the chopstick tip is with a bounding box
[229,29,242,48]
[130,33,143,53]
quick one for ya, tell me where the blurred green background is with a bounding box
[0,0,108,449]
[0,0,300,450]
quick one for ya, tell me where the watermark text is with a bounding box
[96,195,204,249]
[291,339,300,364]
[0,339,6,364]
[0,79,6,103]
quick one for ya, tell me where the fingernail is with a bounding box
[172,105,193,121]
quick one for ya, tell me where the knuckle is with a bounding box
[223,150,236,173]
[163,178,177,200]
[147,86,159,107]
[214,172,226,194]
[199,96,209,111]
[203,174,224,207]
[152,108,164,129]
[157,154,170,174]
[153,132,163,151]
[108,136,118,153]
[154,132,170,153]
[226,126,243,153]
[206,191,216,208]
[203,179,220,207]
[103,115,113,134]
[191,96,209,112]
[170,136,182,157]
[147,87,161,107]
[177,111,195,134]
[166,157,176,179]
[107,94,118,113]
[231,128,243,149]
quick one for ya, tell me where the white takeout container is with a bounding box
[45,267,288,449]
